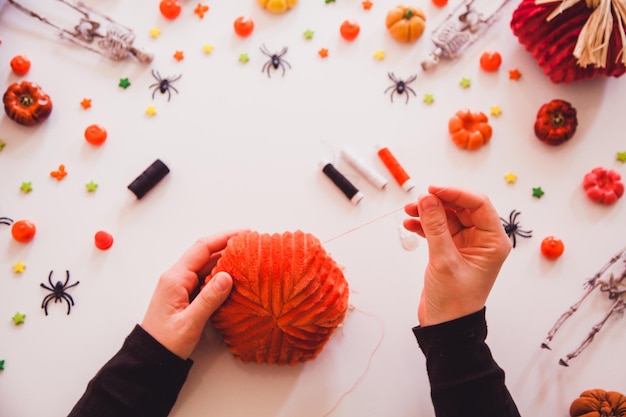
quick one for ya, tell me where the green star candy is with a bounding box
[238,53,249,64]
[86,180,98,192]
[459,77,471,88]
[0,140,6,152]
[423,93,434,104]
[532,187,545,198]
[325,0,336,3]
[303,29,315,40]
[617,151,626,163]
[0,359,5,370]
[118,77,131,89]
[20,181,32,193]
[12,312,26,325]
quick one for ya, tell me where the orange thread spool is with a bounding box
[376,146,414,191]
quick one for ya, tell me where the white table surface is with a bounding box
[1,0,625,416]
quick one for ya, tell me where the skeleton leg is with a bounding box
[542,246,626,349]
[559,299,626,366]
[541,280,600,349]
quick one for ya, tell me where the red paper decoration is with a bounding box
[511,0,626,83]
[207,230,349,365]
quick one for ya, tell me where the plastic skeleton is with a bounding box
[6,0,153,63]
[421,0,512,71]
[541,246,626,366]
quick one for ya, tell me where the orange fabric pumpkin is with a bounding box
[385,5,426,43]
[206,230,349,366]
[448,109,492,150]
[570,389,626,417]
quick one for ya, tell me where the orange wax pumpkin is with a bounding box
[385,5,426,43]
[448,109,492,150]
[257,0,297,13]
[3,81,53,126]
[206,230,349,366]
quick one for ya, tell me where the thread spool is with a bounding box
[128,159,170,199]
[376,145,415,192]
[340,147,388,190]
[321,161,364,205]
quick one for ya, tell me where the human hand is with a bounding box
[403,186,511,327]
[141,231,246,359]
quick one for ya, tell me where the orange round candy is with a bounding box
[541,236,564,259]
[159,0,181,19]
[12,220,36,243]
[234,16,254,37]
[94,231,114,250]
[432,0,448,6]
[480,51,502,72]
[340,19,360,41]
[10,55,31,76]
[85,124,107,145]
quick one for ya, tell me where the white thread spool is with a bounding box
[340,147,388,190]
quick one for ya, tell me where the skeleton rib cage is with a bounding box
[541,246,626,366]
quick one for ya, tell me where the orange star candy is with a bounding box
[173,50,184,61]
[50,164,67,181]
[362,0,373,10]
[509,68,522,80]
[80,98,92,109]
[318,48,329,58]
[194,3,209,18]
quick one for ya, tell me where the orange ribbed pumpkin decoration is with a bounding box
[569,389,626,417]
[511,0,626,83]
[207,230,349,366]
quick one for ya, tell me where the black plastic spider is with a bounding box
[500,210,532,248]
[0,216,13,226]
[260,44,291,78]
[40,270,79,315]
[149,69,181,101]
[385,72,417,104]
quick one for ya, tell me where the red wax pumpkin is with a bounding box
[511,0,626,83]
[583,167,624,205]
[570,389,626,417]
[206,230,349,366]
[534,99,578,146]
[3,81,53,126]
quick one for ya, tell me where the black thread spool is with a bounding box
[128,159,170,199]
[321,161,364,205]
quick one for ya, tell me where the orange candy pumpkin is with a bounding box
[206,230,349,366]
[257,0,297,13]
[385,5,426,43]
[448,109,492,150]
[570,389,626,417]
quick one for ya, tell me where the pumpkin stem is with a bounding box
[19,95,33,107]
[403,9,415,19]
[536,0,626,67]
[551,112,565,127]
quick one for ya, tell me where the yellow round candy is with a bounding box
[257,0,297,13]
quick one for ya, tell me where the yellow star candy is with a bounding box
[373,50,385,60]
[504,172,517,184]
[13,261,26,274]
[490,105,502,117]
[149,27,161,38]
[146,106,157,117]
[202,44,214,54]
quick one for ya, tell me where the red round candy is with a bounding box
[95,231,114,250]
[10,55,31,76]
[541,236,564,259]
[480,51,502,72]
[160,0,182,19]
[234,16,254,37]
[12,220,36,243]
[340,19,360,41]
[85,124,107,145]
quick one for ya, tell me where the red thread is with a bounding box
[376,146,414,191]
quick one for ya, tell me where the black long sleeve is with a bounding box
[413,308,521,417]
[68,325,193,417]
